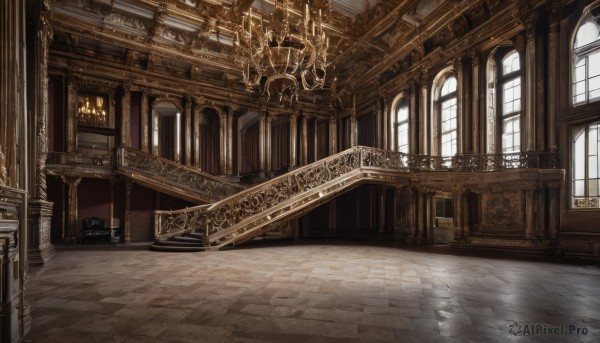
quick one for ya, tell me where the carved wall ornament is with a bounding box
[152,97,183,111]
[0,147,6,186]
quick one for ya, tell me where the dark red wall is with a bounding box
[78,179,111,226]
[48,74,65,152]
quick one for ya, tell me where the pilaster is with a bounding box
[184,97,192,166]
[140,89,149,153]
[124,179,132,243]
[120,82,131,147]
[289,112,298,168]
[62,176,81,243]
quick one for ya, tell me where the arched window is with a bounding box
[395,99,409,153]
[440,76,457,157]
[500,51,521,153]
[573,15,600,105]
[572,121,600,209]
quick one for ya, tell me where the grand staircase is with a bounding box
[149,146,561,252]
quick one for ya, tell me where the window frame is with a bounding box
[497,51,522,153]
[571,121,600,210]
[572,14,600,106]
[395,98,410,153]
[439,76,458,157]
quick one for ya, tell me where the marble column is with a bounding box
[524,15,537,152]
[120,83,131,147]
[376,99,383,149]
[184,98,192,166]
[301,114,308,166]
[259,112,266,174]
[548,4,559,151]
[66,75,77,153]
[227,107,234,175]
[193,101,201,167]
[109,179,115,229]
[350,94,357,147]
[407,187,416,242]
[549,185,559,239]
[329,116,337,155]
[417,192,424,244]
[525,188,536,239]
[471,51,481,154]
[419,73,429,154]
[289,112,298,168]
[140,90,149,153]
[266,115,273,174]
[382,96,389,150]
[453,191,464,241]
[455,56,464,154]
[219,111,226,174]
[28,5,55,265]
[62,176,81,243]
[425,192,433,244]
[124,180,132,243]
[378,188,386,233]
[409,79,418,154]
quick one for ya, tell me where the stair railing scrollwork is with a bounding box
[116,147,244,202]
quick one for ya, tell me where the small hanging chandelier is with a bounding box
[234,0,330,105]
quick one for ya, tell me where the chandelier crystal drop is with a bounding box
[234,0,330,105]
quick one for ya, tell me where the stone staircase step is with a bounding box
[149,244,206,252]
[186,232,205,240]
[154,239,204,248]
[170,236,204,243]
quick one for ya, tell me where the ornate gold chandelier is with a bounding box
[234,0,329,105]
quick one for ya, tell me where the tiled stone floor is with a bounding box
[24,240,600,342]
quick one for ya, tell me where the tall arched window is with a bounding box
[500,51,521,153]
[440,77,457,157]
[573,14,600,105]
[572,121,600,209]
[395,99,409,153]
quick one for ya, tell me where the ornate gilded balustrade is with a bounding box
[154,146,559,248]
[115,147,244,203]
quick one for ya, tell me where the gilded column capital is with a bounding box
[60,176,81,188]
[471,50,480,67]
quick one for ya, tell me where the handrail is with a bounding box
[115,147,244,201]
[46,152,112,167]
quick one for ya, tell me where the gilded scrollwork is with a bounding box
[117,147,243,201]
[154,146,560,248]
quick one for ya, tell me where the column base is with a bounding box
[27,199,56,266]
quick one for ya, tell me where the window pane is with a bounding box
[589,52,600,77]
[441,77,457,96]
[590,156,598,179]
[575,21,600,49]
[574,180,585,196]
[574,130,585,180]
[590,124,598,156]
[575,61,586,84]
[590,179,599,196]
[502,52,520,75]
[397,104,408,122]
[502,116,520,153]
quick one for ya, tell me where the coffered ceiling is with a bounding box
[49,0,532,104]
